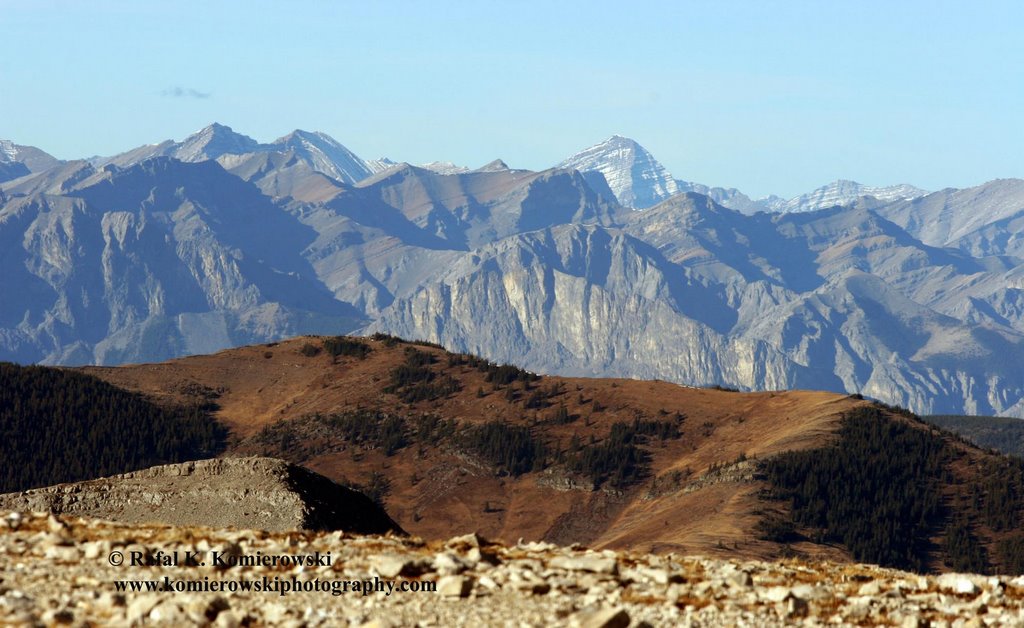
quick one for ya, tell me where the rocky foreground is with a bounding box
[2,511,1023,627]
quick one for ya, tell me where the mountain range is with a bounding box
[1,124,1022,417]
[555,135,928,213]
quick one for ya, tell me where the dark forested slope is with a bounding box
[0,363,225,492]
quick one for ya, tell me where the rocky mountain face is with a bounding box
[375,195,1024,417]
[2,125,1024,417]
[278,163,623,318]
[0,157,364,365]
[0,456,402,534]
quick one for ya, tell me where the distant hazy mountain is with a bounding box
[676,181,783,215]
[3,127,1024,417]
[0,148,622,364]
[875,178,1024,257]
[268,130,372,184]
[556,137,926,216]
[476,159,512,172]
[779,179,928,213]
[0,160,99,197]
[371,158,514,176]
[101,123,372,184]
[0,157,363,365]
[366,157,397,174]
[557,136,789,214]
[100,123,260,168]
[0,140,61,182]
[217,150,346,204]
[418,159,514,174]
[0,161,29,184]
[377,194,1024,417]
[419,161,471,175]
[558,135,680,209]
[172,122,262,162]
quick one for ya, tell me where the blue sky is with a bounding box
[1,0,1021,198]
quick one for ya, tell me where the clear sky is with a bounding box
[1,0,1021,198]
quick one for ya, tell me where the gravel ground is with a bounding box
[2,511,1024,626]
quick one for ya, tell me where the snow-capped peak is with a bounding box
[271,130,372,184]
[557,136,679,209]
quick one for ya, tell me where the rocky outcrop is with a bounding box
[0,457,403,535]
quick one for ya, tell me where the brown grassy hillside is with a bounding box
[79,335,864,562]
[79,335,1024,573]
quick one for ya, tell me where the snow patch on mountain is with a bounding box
[366,157,397,174]
[420,161,470,175]
[0,140,18,162]
[781,180,928,213]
